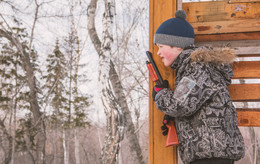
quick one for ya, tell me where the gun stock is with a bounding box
[165,120,179,146]
[146,51,179,147]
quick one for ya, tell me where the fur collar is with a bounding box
[190,47,236,65]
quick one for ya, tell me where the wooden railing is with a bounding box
[230,51,260,126]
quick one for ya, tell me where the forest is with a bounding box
[0,0,149,163]
[0,0,259,164]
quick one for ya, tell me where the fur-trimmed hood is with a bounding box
[190,46,236,85]
[190,47,236,65]
[171,46,236,86]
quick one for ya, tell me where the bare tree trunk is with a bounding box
[248,127,260,164]
[249,127,257,164]
[11,106,16,164]
[10,102,17,164]
[11,55,20,164]
[0,117,13,164]
[257,136,260,164]
[24,129,35,164]
[110,62,144,164]
[63,129,69,164]
[88,0,125,163]
[99,0,125,161]
[118,143,123,164]
[87,0,144,163]
[75,128,80,164]
[53,125,58,164]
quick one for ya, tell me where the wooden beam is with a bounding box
[234,47,260,55]
[236,54,260,57]
[195,40,260,48]
[229,0,260,3]
[232,61,260,79]
[237,109,260,126]
[149,0,178,164]
[195,32,260,42]
[229,84,260,101]
[192,18,260,35]
[183,1,260,23]
[183,1,260,37]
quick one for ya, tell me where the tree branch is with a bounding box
[87,0,102,55]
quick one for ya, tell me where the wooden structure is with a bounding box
[149,0,260,163]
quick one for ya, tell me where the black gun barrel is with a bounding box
[146,51,163,85]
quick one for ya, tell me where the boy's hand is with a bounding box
[152,80,168,101]
[161,115,174,136]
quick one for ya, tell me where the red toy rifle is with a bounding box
[146,51,179,147]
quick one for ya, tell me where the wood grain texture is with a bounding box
[183,1,260,35]
[237,109,260,126]
[183,1,260,22]
[149,0,178,163]
[232,61,260,79]
[229,84,260,101]
[195,32,260,42]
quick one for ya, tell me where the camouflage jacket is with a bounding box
[154,46,245,164]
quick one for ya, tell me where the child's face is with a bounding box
[156,44,183,67]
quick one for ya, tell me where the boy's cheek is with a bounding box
[162,58,172,67]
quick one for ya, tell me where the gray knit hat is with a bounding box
[154,10,194,48]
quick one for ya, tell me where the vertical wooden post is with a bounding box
[149,0,178,164]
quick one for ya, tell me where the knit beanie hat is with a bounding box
[154,10,194,48]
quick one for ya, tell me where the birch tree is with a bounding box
[87,0,144,163]
[88,0,124,163]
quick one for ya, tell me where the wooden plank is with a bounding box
[236,54,260,57]
[183,1,260,35]
[237,109,260,126]
[229,84,260,101]
[232,61,260,79]
[195,39,260,48]
[229,0,260,3]
[183,1,260,23]
[195,32,260,42]
[149,0,178,164]
[234,47,260,55]
[191,18,260,35]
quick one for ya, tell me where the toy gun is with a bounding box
[146,51,179,147]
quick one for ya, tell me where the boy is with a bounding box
[152,10,245,164]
